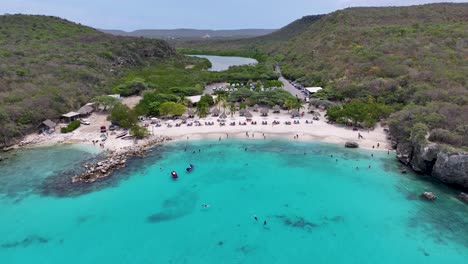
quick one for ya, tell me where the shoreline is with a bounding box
[8,108,392,153]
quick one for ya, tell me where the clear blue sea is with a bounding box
[0,140,467,264]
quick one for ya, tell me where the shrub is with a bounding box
[130,125,149,139]
[61,120,80,133]
[429,129,463,146]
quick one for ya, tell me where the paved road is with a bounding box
[279,76,308,100]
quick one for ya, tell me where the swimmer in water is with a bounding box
[202,204,210,208]
[264,220,267,226]
[254,215,258,221]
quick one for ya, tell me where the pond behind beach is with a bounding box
[188,54,258,71]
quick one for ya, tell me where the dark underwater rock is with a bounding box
[345,141,359,148]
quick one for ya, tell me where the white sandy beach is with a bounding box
[19,106,391,153]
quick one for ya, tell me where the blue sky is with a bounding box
[2,0,466,30]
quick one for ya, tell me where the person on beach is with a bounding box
[219,137,221,141]
[377,143,380,148]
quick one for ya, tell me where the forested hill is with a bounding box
[180,3,468,149]
[0,15,178,145]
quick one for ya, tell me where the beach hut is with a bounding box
[61,112,80,123]
[78,105,94,117]
[260,108,269,116]
[245,111,253,121]
[211,108,220,116]
[187,109,195,118]
[291,110,300,117]
[253,104,259,112]
[38,119,56,133]
[239,108,247,116]
[273,105,281,113]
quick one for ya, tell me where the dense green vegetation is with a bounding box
[108,103,138,128]
[0,14,178,145]
[60,120,81,133]
[178,3,468,149]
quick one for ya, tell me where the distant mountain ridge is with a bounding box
[100,28,276,39]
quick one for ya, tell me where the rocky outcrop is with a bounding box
[72,136,172,183]
[432,152,468,188]
[410,143,440,173]
[421,191,437,201]
[396,142,413,165]
[457,192,468,204]
[396,141,468,189]
[345,142,359,148]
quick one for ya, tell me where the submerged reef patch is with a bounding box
[1,235,49,249]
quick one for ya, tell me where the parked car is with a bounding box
[80,119,90,125]
[100,126,107,133]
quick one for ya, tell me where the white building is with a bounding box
[304,87,323,96]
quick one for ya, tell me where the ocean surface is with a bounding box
[188,55,258,71]
[0,140,467,264]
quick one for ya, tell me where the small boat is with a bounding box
[171,171,178,179]
[115,132,127,139]
[186,164,194,172]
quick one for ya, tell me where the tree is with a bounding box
[93,95,119,111]
[108,103,137,128]
[228,103,236,117]
[198,94,214,106]
[196,102,209,118]
[130,125,149,139]
[284,98,296,113]
[159,102,186,116]
[148,102,161,116]
[113,78,148,96]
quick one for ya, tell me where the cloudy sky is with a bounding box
[2,0,466,30]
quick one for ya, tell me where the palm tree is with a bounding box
[179,97,192,109]
[221,100,228,114]
[228,103,236,117]
[196,103,209,118]
[293,98,304,112]
[284,98,295,114]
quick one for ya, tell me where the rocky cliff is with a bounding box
[396,142,468,189]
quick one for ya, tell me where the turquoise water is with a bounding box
[188,55,258,71]
[1,140,467,263]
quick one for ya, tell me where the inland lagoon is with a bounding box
[1,140,467,263]
[188,55,258,71]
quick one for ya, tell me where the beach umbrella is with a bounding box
[220,113,227,119]
[253,104,259,112]
[211,108,220,116]
[187,109,195,117]
[180,115,188,120]
[260,108,269,116]
[234,102,240,109]
[273,105,281,113]
[244,111,253,118]
[166,120,174,124]
[239,108,247,116]
[150,117,159,121]
[291,110,300,116]
[312,112,321,117]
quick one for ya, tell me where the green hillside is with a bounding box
[0,15,178,145]
[179,3,468,149]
